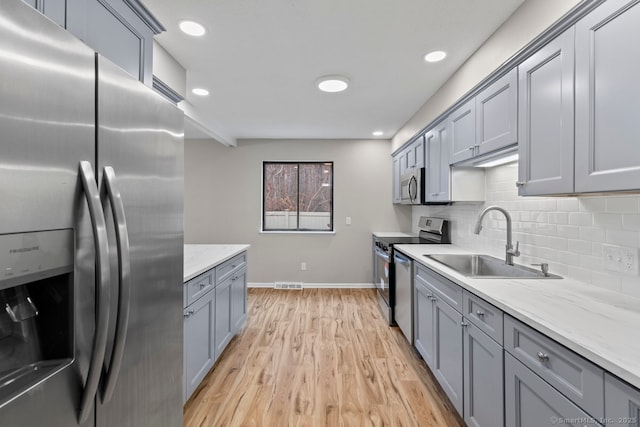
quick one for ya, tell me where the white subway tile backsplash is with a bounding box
[622,214,640,231]
[569,212,593,226]
[593,213,623,229]
[579,226,606,242]
[579,197,607,213]
[605,229,640,247]
[413,164,640,298]
[606,196,639,213]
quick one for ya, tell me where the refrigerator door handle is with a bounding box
[78,161,112,423]
[100,166,131,402]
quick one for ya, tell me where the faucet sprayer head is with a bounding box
[473,221,483,234]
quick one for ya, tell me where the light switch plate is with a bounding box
[603,244,639,275]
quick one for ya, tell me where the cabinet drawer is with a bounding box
[504,315,604,418]
[415,263,462,312]
[216,253,247,285]
[463,291,503,344]
[185,270,214,307]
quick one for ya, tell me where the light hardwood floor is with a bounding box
[184,288,464,427]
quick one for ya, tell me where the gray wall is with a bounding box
[392,0,581,152]
[184,138,412,285]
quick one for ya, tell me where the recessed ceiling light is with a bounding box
[372,131,384,136]
[179,20,206,37]
[317,76,349,93]
[192,88,209,96]
[424,50,447,63]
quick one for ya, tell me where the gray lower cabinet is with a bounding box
[517,27,575,196]
[230,268,248,332]
[464,321,504,427]
[505,352,597,427]
[214,277,233,359]
[414,278,436,367]
[605,374,640,427]
[575,0,640,193]
[432,294,463,414]
[183,251,248,403]
[183,288,215,403]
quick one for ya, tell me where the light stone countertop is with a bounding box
[372,231,417,238]
[184,244,250,282]
[394,243,640,390]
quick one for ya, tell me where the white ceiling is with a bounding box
[146,0,525,143]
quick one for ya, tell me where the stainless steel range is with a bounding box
[372,217,450,325]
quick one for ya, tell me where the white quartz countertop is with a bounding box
[184,244,250,282]
[372,231,417,238]
[394,243,640,390]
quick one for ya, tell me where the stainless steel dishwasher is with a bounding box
[394,251,413,344]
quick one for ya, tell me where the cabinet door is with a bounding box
[433,297,463,415]
[215,277,233,360]
[413,138,425,169]
[575,0,640,192]
[475,68,518,155]
[605,373,640,427]
[449,99,477,164]
[230,268,247,333]
[414,280,436,368]
[424,122,451,202]
[518,28,575,196]
[464,322,504,427]
[183,290,215,403]
[392,155,401,203]
[505,353,596,427]
[67,0,154,84]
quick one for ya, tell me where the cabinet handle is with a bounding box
[461,321,469,328]
[231,264,236,268]
[468,146,475,151]
[537,351,549,361]
[515,181,526,187]
[432,192,439,197]
[200,283,206,289]
[476,310,485,317]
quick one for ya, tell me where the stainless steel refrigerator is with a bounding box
[0,1,184,426]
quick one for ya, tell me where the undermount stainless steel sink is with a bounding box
[423,254,562,279]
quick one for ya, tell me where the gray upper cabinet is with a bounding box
[449,99,477,164]
[505,352,596,427]
[26,0,163,85]
[424,122,451,202]
[517,27,575,196]
[475,68,518,156]
[463,321,504,427]
[605,373,640,427]
[575,0,640,193]
[392,155,401,203]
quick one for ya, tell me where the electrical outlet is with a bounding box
[603,244,639,275]
[346,216,352,225]
[300,262,307,271]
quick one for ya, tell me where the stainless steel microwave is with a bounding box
[400,167,424,204]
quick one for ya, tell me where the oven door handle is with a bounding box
[374,247,390,262]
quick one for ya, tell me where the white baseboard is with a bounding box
[249,282,375,289]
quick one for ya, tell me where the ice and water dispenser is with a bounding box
[0,230,73,404]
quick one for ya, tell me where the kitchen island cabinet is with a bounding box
[183,244,250,403]
[604,374,640,427]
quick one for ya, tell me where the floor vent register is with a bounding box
[274,282,304,290]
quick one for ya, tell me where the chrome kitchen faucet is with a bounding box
[474,205,520,265]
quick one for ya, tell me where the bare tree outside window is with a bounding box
[263,162,333,231]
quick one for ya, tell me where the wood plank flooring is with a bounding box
[183,288,464,427]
